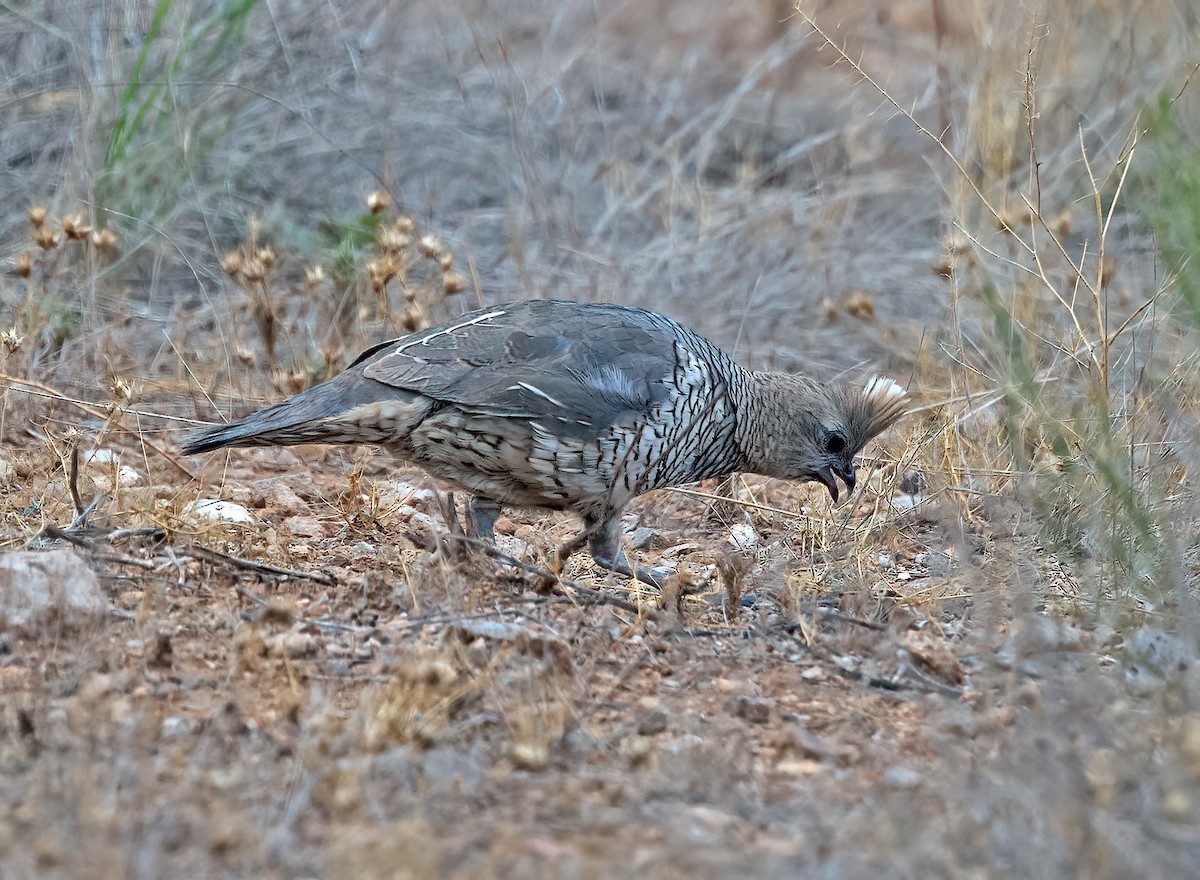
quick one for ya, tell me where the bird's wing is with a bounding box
[356,301,686,435]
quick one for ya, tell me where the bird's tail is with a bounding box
[181,375,428,455]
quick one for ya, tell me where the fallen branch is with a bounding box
[187,543,336,586]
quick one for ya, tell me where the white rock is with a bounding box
[495,534,532,560]
[348,541,378,560]
[182,498,254,524]
[396,507,440,535]
[83,448,119,466]
[0,549,106,631]
[0,459,14,484]
[117,465,142,487]
[379,481,436,509]
[727,520,759,551]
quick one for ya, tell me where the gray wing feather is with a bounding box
[358,301,683,434]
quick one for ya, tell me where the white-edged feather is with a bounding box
[863,375,907,402]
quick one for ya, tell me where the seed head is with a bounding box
[242,257,267,283]
[367,190,391,214]
[377,226,412,253]
[14,253,32,278]
[34,225,61,251]
[62,214,92,240]
[418,235,442,259]
[1,327,22,353]
[28,206,49,228]
[367,258,397,289]
[93,228,119,253]
[442,271,466,295]
[108,375,134,402]
[304,265,326,287]
[222,251,244,278]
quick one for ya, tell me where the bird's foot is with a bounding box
[589,550,672,589]
[552,531,589,576]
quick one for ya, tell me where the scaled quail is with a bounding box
[182,300,910,583]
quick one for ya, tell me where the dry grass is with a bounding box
[1,0,1200,877]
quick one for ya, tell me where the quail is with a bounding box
[182,299,910,584]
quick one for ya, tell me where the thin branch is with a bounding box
[187,543,336,586]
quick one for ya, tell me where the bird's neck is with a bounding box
[730,371,809,478]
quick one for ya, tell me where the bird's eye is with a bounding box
[824,431,847,455]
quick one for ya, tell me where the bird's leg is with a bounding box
[465,495,503,543]
[552,530,589,575]
[585,517,671,589]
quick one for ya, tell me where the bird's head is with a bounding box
[740,374,911,502]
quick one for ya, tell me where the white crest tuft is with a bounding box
[863,375,907,403]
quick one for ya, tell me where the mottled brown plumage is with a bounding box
[183,300,910,583]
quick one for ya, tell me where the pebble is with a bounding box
[726,520,759,551]
[883,766,922,789]
[727,694,773,724]
[348,542,378,560]
[284,516,325,539]
[265,482,311,517]
[182,499,254,524]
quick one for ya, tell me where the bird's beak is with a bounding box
[815,461,856,503]
[814,465,840,503]
[833,461,856,497]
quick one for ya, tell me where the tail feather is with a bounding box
[181,374,427,455]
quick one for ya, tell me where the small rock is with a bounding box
[678,805,743,845]
[800,666,824,681]
[379,481,435,510]
[0,549,106,631]
[396,507,440,535]
[511,741,549,771]
[267,631,319,659]
[448,618,569,670]
[727,694,773,724]
[266,482,311,517]
[780,727,842,763]
[626,526,664,551]
[494,534,533,561]
[494,516,518,536]
[348,542,378,560]
[1124,626,1193,676]
[922,550,952,577]
[182,499,254,525]
[284,516,326,539]
[0,458,13,484]
[636,710,669,736]
[115,465,142,487]
[162,715,199,737]
[902,628,965,686]
[83,448,120,466]
[883,766,922,789]
[726,520,759,552]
